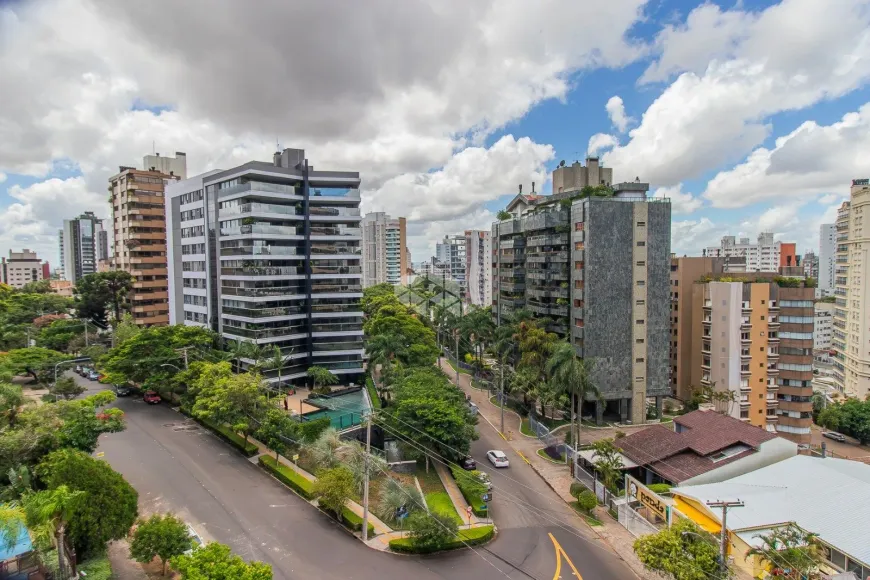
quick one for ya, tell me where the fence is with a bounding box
[617,499,660,538]
[528,412,568,463]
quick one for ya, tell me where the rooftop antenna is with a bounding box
[276,138,280,152]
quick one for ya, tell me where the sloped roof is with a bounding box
[674,455,870,567]
[616,410,777,482]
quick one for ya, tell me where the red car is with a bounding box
[143,391,161,405]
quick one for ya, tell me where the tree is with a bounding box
[269,345,285,392]
[496,209,512,221]
[407,511,457,551]
[171,542,272,580]
[56,392,125,452]
[575,489,598,514]
[36,448,139,558]
[312,466,354,518]
[226,339,249,373]
[0,347,70,385]
[22,485,85,578]
[74,271,134,326]
[375,478,424,525]
[634,518,724,580]
[256,407,293,460]
[307,366,338,394]
[193,371,268,445]
[746,524,826,579]
[591,438,623,493]
[36,319,85,353]
[19,280,53,294]
[0,383,26,427]
[817,397,870,444]
[387,387,477,463]
[546,341,600,467]
[131,513,192,576]
[50,377,85,400]
[113,313,141,346]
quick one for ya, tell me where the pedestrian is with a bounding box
[284,397,288,411]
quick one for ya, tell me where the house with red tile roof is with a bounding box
[578,409,798,487]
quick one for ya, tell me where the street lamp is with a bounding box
[160,363,182,372]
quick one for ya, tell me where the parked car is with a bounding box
[114,385,133,397]
[486,450,510,468]
[87,370,100,381]
[143,390,161,405]
[823,431,846,443]
[476,471,493,491]
[74,365,83,375]
[460,456,477,470]
[77,366,90,377]
[184,523,203,555]
[468,402,479,416]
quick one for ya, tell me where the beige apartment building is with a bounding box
[0,249,46,289]
[361,212,408,287]
[108,152,186,326]
[689,278,814,444]
[670,256,724,401]
[832,180,870,398]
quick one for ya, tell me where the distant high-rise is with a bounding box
[464,230,491,307]
[492,176,671,425]
[361,212,408,287]
[802,251,818,280]
[704,233,793,272]
[60,211,106,282]
[831,180,870,399]
[109,151,186,326]
[436,235,467,297]
[0,249,46,289]
[818,223,836,295]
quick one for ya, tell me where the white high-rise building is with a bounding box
[436,235,467,296]
[59,211,106,282]
[361,212,408,287]
[704,233,785,272]
[464,230,491,307]
[818,223,836,296]
[831,180,870,399]
[814,301,833,351]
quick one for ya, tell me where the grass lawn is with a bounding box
[520,418,536,437]
[536,447,566,463]
[415,460,463,525]
[445,358,471,376]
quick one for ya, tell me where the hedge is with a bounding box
[340,505,376,537]
[259,455,315,500]
[366,376,382,410]
[449,466,488,517]
[389,525,494,554]
[77,554,113,580]
[179,408,259,457]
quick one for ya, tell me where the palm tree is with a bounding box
[590,439,623,495]
[269,346,287,398]
[242,342,267,375]
[546,341,600,473]
[23,485,85,579]
[227,339,248,373]
[308,366,339,394]
[747,524,826,579]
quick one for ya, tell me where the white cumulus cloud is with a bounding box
[605,96,632,132]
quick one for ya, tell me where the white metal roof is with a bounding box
[673,455,870,566]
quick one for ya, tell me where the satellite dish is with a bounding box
[559,160,566,167]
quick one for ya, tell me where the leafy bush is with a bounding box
[389,525,495,554]
[340,505,375,536]
[449,465,488,517]
[259,456,314,499]
[576,490,598,514]
[647,483,671,494]
[77,554,113,580]
[406,511,457,551]
[569,481,586,499]
[298,416,331,443]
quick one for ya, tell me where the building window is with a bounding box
[635,357,645,363]
[635,376,644,382]
[636,241,646,247]
[636,300,645,305]
[575,223,584,231]
[636,338,644,344]
[637,280,645,287]
[636,319,645,325]
[637,221,646,227]
[637,261,645,266]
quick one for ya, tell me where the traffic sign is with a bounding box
[466,506,473,515]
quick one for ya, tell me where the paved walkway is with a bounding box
[106,540,148,580]
[437,358,665,580]
[433,460,483,526]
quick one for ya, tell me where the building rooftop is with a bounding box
[616,410,777,483]
[674,455,870,567]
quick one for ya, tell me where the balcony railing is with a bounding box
[221,224,298,236]
[221,202,301,217]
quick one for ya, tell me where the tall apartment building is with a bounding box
[464,230,491,307]
[436,235,467,297]
[492,180,671,424]
[0,249,46,289]
[831,180,870,399]
[361,212,408,287]
[814,301,833,351]
[109,152,186,326]
[166,148,364,387]
[669,256,724,401]
[818,223,837,296]
[60,211,106,282]
[802,251,818,280]
[704,233,792,272]
[551,156,613,194]
[690,279,814,443]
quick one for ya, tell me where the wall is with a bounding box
[707,282,743,419]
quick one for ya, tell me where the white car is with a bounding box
[486,450,510,468]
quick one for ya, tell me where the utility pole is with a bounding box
[454,330,460,383]
[706,499,743,578]
[361,413,372,542]
[175,346,193,369]
[499,358,505,434]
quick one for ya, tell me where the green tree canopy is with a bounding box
[634,518,724,580]
[817,397,870,444]
[36,448,139,558]
[746,524,826,579]
[171,542,272,580]
[0,347,70,385]
[192,371,268,444]
[50,376,85,400]
[307,366,338,393]
[407,511,458,551]
[131,513,192,576]
[74,271,135,326]
[312,466,355,517]
[19,280,53,294]
[496,209,512,221]
[36,319,85,353]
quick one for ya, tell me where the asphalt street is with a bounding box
[92,381,636,580]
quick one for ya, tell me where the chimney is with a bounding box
[531,182,536,194]
[518,184,523,194]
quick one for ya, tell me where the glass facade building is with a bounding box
[166,149,364,386]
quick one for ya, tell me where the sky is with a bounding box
[1,0,869,266]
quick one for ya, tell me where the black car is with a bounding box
[460,456,476,470]
[114,385,133,397]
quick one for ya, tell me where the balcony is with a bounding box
[133,291,168,301]
[221,202,302,218]
[308,187,361,203]
[133,279,165,289]
[129,256,167,264]
[131,268,167,277]
[499,281,525,292]
[526,250,569,262]
[222,224,298,236]
[525,233,568,247]
[222,266,300,277]
[132,303,168,314]
[127,207,164,217]
[129,232,165,240]
[134,314,169,325]
[526,287,567,299]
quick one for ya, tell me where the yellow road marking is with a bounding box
[517,450,531,465]
[549,532,583,580]
[498,430,507,441]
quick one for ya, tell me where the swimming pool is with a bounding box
[302,388,371,430]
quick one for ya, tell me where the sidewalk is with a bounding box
[432,460,483,526]
[437,358,661,580]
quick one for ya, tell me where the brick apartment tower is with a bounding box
[108,152,186,326]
